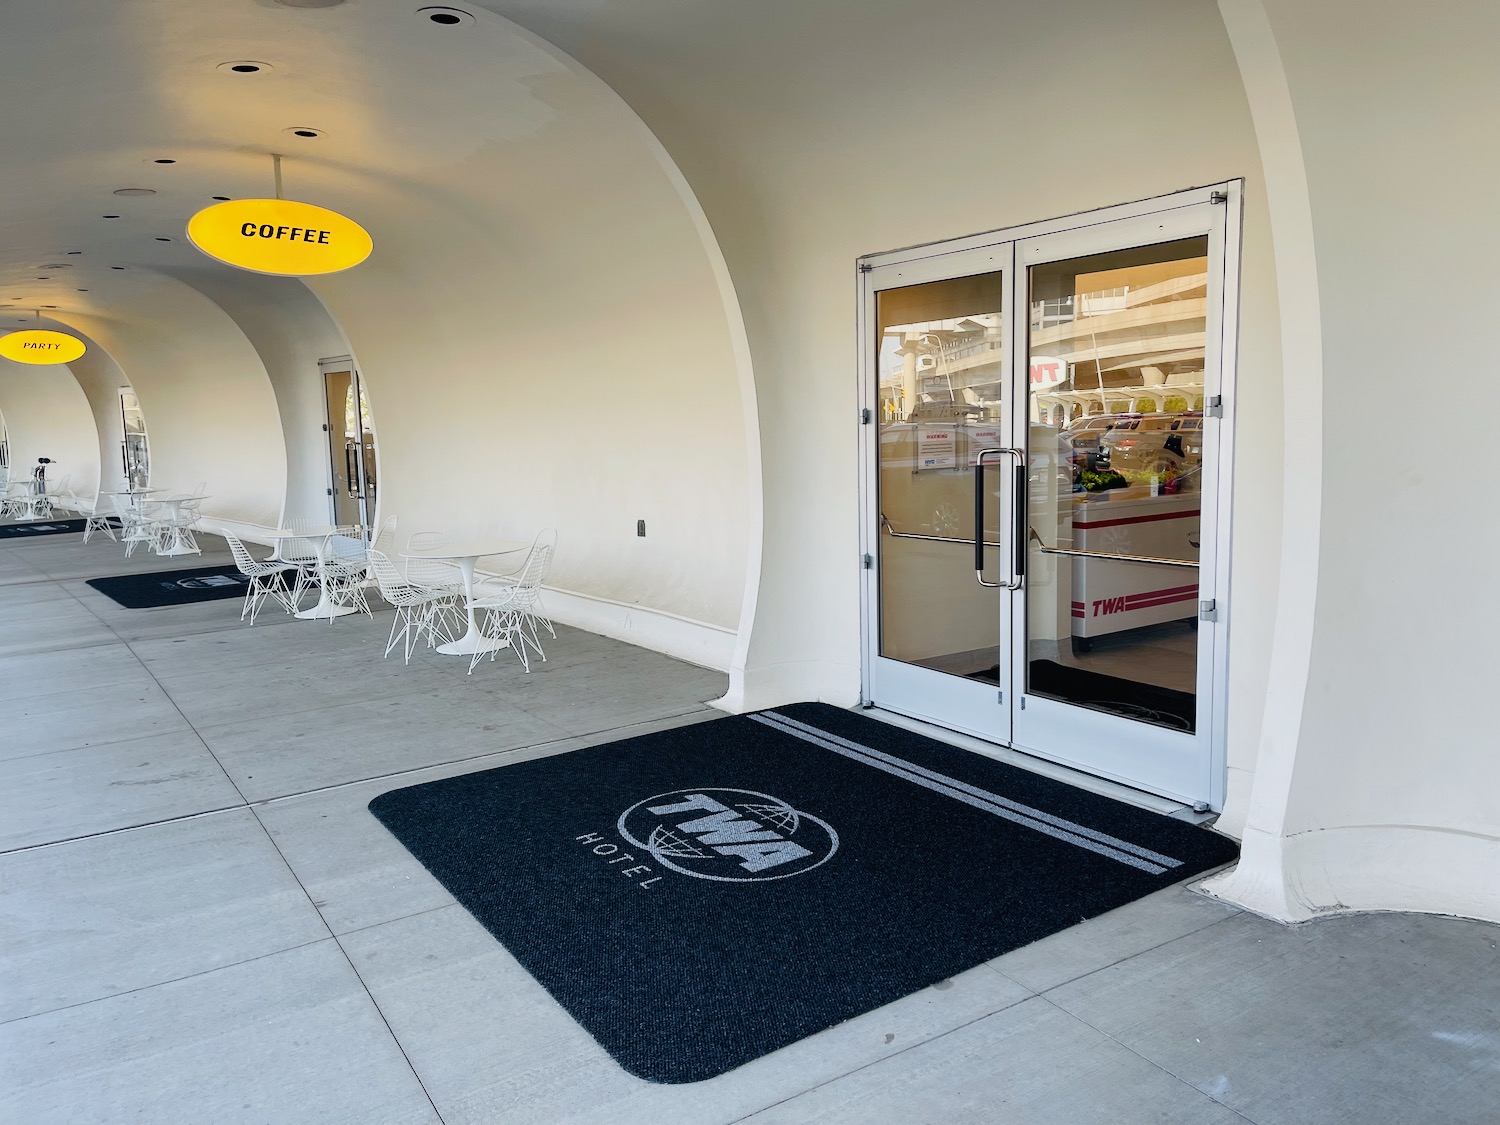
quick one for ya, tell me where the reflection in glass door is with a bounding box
[321,360,377,529]
[1024,237,1208,732]
[120,390,150,490]
[865,260,1014,742]
[862,187,1237,807]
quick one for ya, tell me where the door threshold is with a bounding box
[857,705,1199,819]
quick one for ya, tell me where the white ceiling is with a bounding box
[0,0,568,333]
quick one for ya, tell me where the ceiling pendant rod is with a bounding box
[272,153,284,201]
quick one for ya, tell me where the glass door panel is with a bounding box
[120,390,149,490]
[322,364,377,529]
[866,262,1014,740]
[1025,237,1207,729]
[1010,205,1226,804]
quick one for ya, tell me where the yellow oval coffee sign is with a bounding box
[0,330,86,365]
[187,198,372,276]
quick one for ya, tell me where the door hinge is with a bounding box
[1210,191,1229,205]
[1199,599,1218,622]
[322,423,329,431]
[1020,696,1027,710]
[861,408,872,424]
[1205,395,1223,418]
[861,553,873,570]
[997,690,1004,704]
[326,488,334,497]
[858,262,874,274]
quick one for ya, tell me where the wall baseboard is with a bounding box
[197,520,738,672]
[514,583,737,673]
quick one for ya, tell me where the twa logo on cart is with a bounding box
[1091,583,1198,617]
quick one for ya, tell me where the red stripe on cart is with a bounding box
[1124,583,1198,603]
[1124,592,1199,611]
[1073,510,1200,530]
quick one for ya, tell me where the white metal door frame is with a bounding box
[858,243,1016,742]
[858,182,1243,809]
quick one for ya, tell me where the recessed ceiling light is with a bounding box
[35,276,50,280]
[40,263,67,269]
[155,237,173,242]
[211,195,231,201]
[285,127,323,138]
[218,60,274,74]
[103,214,121,219]
[275,0,347,8]
[66,250,83,255]
[418,6,474,26]
[153,158,177,165]
[76,288,89,293]
[110,266,127,270]
[112,188,155,197]
[41,305,58,309]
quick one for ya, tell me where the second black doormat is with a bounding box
[369,703,1237,1084]
[86,564,250,609]
[0,518,88,539]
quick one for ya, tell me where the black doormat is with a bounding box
[0,518,87,539]
[369,702,1236,1083]
[965,661,1196,732]
[1028,660,1197,732]
[86,564,250,609]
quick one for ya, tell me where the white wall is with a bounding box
[488,0,1286,789]
[1206,0,1500,923]
[164,267,349,528]
[0,348,100,502]
[58,273,287,530]
[274,5,753,641]
[62,337,133,505]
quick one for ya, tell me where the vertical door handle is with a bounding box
[1012,462,1027,583]
[345,443,361,497]
[974,447,1024,589]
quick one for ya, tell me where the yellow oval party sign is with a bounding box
[187,198,372,276]
[0,330,86,365]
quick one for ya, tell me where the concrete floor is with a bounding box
[2,528,1497,1124]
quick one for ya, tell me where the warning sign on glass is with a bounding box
[968,424,1002,465]
[916,424,957,470]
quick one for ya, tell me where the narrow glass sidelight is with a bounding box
[875,272,1005,683]
[1024,237,1209,733]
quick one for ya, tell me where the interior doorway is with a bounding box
[119,389,149,489]
[320,357,377,529]
[859,185,1241,808]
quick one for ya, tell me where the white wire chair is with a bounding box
[81,494,117,543]
[478,528,558,653]
[278,516,330,608]
[371,515,399,559]
[159,497,203,555]
[223,531,298,624]
[367,548,454,661]
[115,495,164,556]
[0,481,27,519]
[404,530,465,637]
[320,525,373,620]
[467,531,556,674]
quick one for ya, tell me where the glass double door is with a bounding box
[861,197,1232,806]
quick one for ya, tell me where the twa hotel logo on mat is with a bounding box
[578,789,839,887]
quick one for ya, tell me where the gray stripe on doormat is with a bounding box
[749,710,1178,875]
